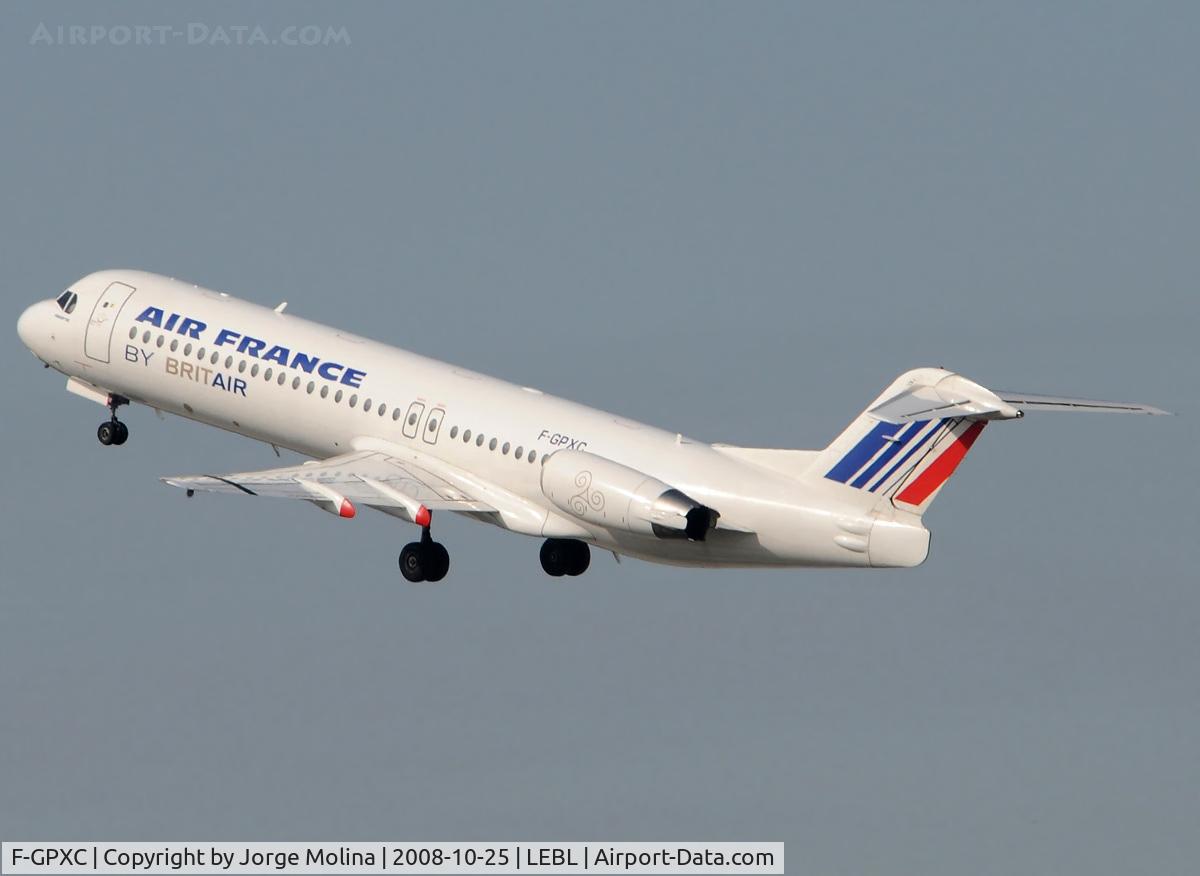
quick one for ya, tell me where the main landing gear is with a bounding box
[399,524,450,582]
[540,538,591,577]
[97,395,129,446]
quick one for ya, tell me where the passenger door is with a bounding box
[84,281,137,363]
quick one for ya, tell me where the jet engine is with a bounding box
[540,450,718,540]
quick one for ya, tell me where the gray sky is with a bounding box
[1,2,1197,873]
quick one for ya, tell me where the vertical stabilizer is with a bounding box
[809,368,989,516]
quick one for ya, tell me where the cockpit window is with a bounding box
[55,291,78,313]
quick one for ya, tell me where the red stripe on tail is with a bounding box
[895,421,986,506]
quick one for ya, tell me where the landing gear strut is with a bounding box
[399,522,450,582]
[97,395,129,446]
[540,538,591,577]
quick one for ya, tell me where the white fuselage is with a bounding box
[18,270,908,569]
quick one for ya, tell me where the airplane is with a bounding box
[17,270,1168,581]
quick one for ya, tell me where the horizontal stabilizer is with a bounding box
[869,376,1170,423]
[868,374,1023,423]
[996,392,1170,416]
[869,387,1018,423]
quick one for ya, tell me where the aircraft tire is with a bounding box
[399,543,426,582]
[540,539,568,576]
[566,542,591,576]
[424,542,450,582]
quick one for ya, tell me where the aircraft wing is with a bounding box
[162,450,495,521]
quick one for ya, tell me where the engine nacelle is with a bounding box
[540,450,718,540]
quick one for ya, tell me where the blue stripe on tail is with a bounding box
[825,421,897,483]
[850,420,930,488]
[867,419,947,492]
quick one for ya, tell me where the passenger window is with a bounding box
[463,430,472,442]
[502,442,510,455]
[306,381,315,394]
[515,446,523,460]
[129,327,137,340]
[378,403,386,416]
[335,389,343,403]
[320,385,329,399]
[489,438,497,451]
[264,367,273,380]
[528,450,537,464]
[449,426,459,439]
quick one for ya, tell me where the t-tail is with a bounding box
[810,366,1168,519]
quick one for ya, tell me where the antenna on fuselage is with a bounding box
[274,301,288,314]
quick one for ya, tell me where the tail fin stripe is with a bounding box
[850,419,931,488]
[895,420,986,506]
[824,421,897,483]
[868,419,946,493]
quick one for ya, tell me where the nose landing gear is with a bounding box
[97,395,130,446]
[399,522,451,582]
[540,538,591,577]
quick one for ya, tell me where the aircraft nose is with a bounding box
[17,302,40,349]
